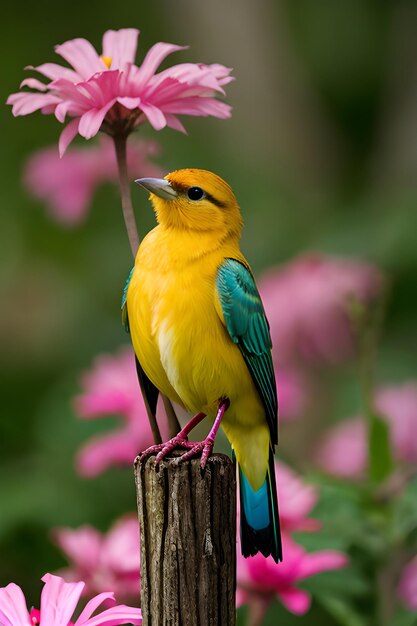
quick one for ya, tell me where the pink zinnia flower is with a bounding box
[259,253,383,365]
[7,28,233,156]
[398,555,417,610]
[24,136,163,225]
[0,572,142,626]
[237,533,348,616]
[315,381,417,478]
[54,515,140,602]
[276,461,320,532]
[75,346,158,477]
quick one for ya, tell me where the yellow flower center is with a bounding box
[101,55,112,69]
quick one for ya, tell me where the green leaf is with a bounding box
[302,564,370,598]
[392,477,417,543]
[390,606,417,626]
[318,595,369,626]
[368,413,394,483]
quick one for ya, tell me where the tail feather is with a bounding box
[239,448,282,563]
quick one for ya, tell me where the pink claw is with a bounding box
[170,439,214,468]
[139,411,207,463]
[139,401,229,468]
[140,443,165,458]
[155,436,194,463]
[170,399,229,468]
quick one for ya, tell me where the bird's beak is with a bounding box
[135,177,178,200]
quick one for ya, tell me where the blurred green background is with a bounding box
[1,0,417,620]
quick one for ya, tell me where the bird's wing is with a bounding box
[121,267,159,418]
[216,258,278,444]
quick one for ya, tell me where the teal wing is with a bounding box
[121,267,134,333]
[216,258,278,444]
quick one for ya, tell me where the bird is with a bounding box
[122,168,282,562]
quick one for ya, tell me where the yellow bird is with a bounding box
[123,168,282,562]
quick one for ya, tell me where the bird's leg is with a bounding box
[139,411,206,461]
[171,398,230,469]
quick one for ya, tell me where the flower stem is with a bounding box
[113,133,140,256]
[248,600,268,626]
[113,132,181,442]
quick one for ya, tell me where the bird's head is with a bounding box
[136,169,243,238]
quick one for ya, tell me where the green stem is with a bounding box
[358,307,377,469]
[352,291,387,482]
[248,599,269,626]
[113,133,140,256]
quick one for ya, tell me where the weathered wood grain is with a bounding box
[135,453,236,626]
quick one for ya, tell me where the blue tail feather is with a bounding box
[239,448,282,563]
[240,473,269,530]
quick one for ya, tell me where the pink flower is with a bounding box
[237,533,348,616]
[259,253,383,365]
[276,461,320,532]
[7,28,233,155]
[314,417,366,479]
[276,367,307,421]
[24,136,163,225]
[0,572,142,626]
[315,382,417,478]
[54,515,140,602]
[398,555,417,610]
[75,346,157,477]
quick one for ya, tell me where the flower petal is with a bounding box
[53,526,103,570]
[0,583,31,626]
[139,102,166,130]
[20,77,49,91]
[314,417,366,479]
[102,515,140,574]
[164,113,187,134]
[40,574,85,626]
[117,97,141,110]
[161,97,232,119]
[136,43,187,85]
[78,101,116,139]
[275,460,318,531]
[59,118,80,157]
[7,92,60,116]
[76,429,148,477]
[27,62,81,82]
[78,605,142,626]
[278,588,311,615]
[75,592,116,624]
[55,38,104,79]
[102,29,139,69]
[55,100,75,123]
[297,551,348,580]
[23,146,96,224]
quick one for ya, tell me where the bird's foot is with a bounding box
[140,400,229,469]
[139,435,194,462]
[171,399,230,469]
[139,411,207,463]
[170,438,214,469]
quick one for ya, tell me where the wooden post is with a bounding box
[135,453,236,626]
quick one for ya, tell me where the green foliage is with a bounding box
[368,413,394,484]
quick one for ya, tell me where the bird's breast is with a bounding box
[127,235,229,413]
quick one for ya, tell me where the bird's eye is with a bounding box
[187,186,205,201]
